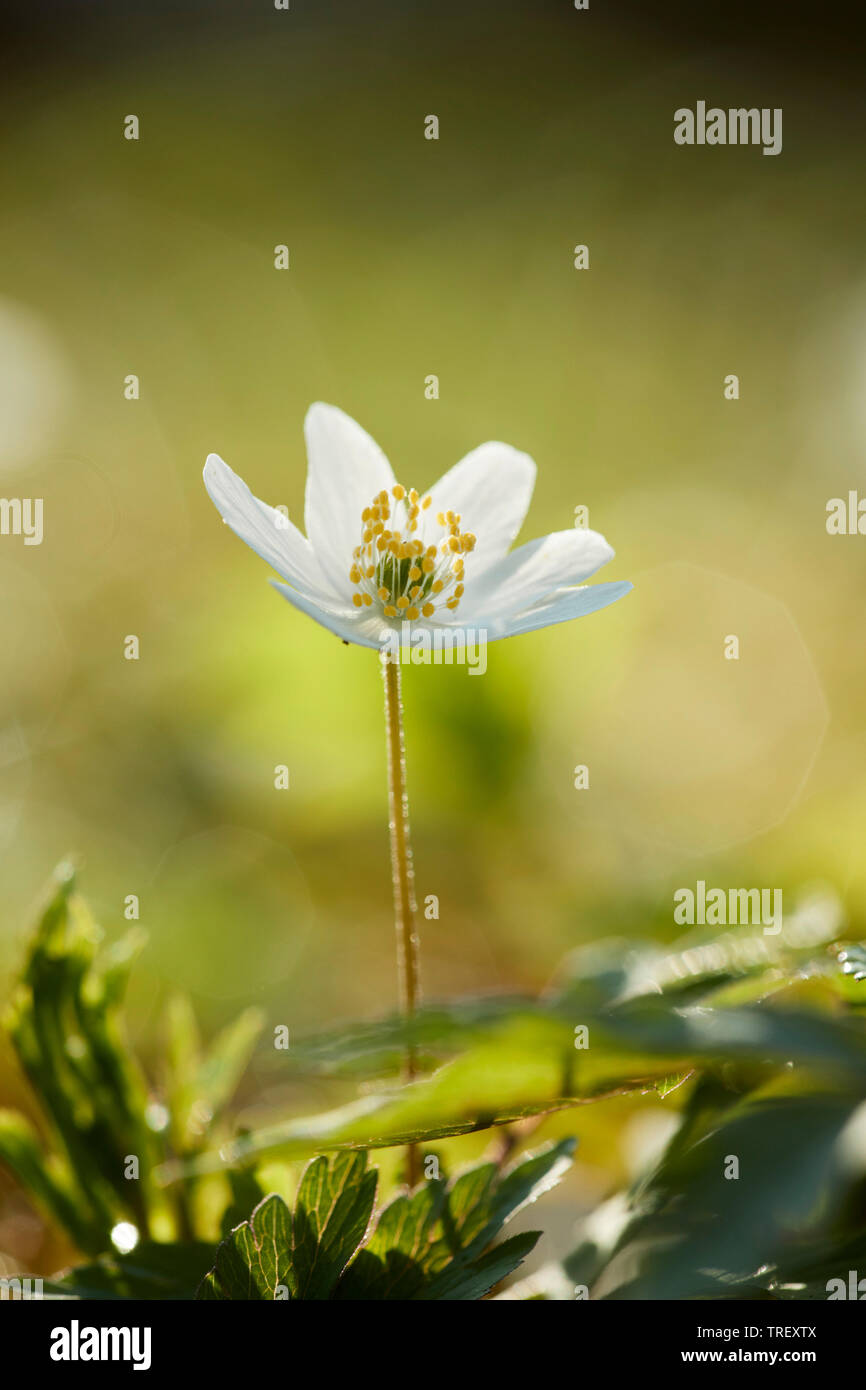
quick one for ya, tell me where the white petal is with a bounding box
[203,453,337,603]
[271,581,385,649]
[425,441,536,576]
[460,528,615,621]
[492,580,632,638]
[303,403,396,592]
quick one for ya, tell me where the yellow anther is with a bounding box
[355,481,475,623]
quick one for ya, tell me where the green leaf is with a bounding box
[591,1090,861,1300]
[199,1141,573,1300]
[0,867,266,1255]
[172,984,866,1179]
[195,1007,264,1123]
[338,1139,574,1300]
[421,1231,540,1300]
[290,1151,378,1299]
[200,1152,378,1301]
[166,997,264,1154]
[199,1193,293,1300]
[2,869,157,1247]
[0,1110,104,1253]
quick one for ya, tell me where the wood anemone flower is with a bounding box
[203,403,631,648]
[202,402,631,1191]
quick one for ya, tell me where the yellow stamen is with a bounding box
[353,479,477,623]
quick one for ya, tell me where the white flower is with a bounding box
[203,403,631,649]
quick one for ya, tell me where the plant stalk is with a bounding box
[381,651,421,1188]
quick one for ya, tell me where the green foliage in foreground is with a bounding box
[0,864,263,1255]
[198,1143,573,1300]
[2,866,866,1299]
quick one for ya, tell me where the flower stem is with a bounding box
[381,651,421,1188]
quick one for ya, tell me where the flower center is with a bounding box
[349,484,476,621]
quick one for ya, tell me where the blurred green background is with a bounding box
[1,0,865,1274]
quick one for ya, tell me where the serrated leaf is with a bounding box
[421,1230,540,1300]
[338,1139,574,1300]
[199,1193,293,1300]
[290,1150,377,1299]
[200,1141,573,1300]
